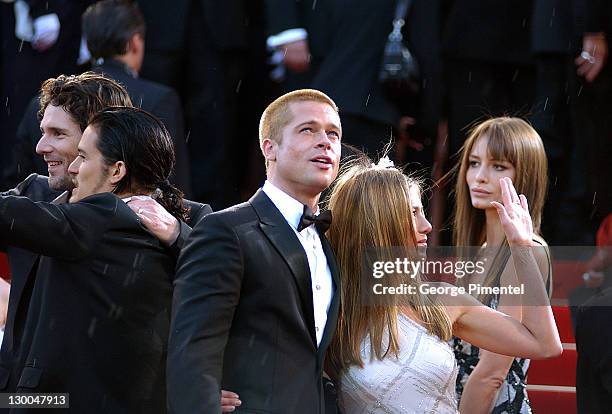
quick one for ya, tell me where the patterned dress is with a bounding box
[340,314,459,414]
[451,242,551,414]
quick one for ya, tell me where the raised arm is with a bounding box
[0,193,112,260]
[167,213,243,414]
[449,178,562,360]
[458,246,550,413]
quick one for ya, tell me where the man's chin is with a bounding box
[47,175,75,192]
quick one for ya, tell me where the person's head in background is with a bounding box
[259,89,342,208]
[453,117,548,247]
[35,72,133,191]
[68,107,187,220]
[82,0,146,73]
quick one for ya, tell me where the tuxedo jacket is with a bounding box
[0,174,211,412]
[0,192,175,413]
[168,189,341,414]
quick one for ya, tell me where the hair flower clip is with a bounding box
[371,156,395,170]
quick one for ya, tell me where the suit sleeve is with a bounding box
[265,0,302,35]
[168,213,244,414]
[3,98,42,187]
[167,203,213,257]
[0,193,113,260]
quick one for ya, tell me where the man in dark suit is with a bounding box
[0,107,187,412]
[576,285,612,413]
[168,89,342,413]
[0,73,212,405]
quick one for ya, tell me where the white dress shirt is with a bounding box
[262,181,333,346]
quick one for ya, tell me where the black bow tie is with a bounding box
[297,205,332,233]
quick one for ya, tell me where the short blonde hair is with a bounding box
[258,89,339,149]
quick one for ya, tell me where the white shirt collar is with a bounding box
[121,195,153,204]
[262,181,318,232]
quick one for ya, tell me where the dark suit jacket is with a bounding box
[442,0,533,64]
[0,174,210,412]
[576,287,612,413]
[531,0,612,54]
[139,0,248,53]
[0,191,174,413]
[168,189,340,414]
[265,0,443,131]
[92,60,192,196]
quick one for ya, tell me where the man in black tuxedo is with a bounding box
[0,107,186,412]
[0,73,212,405]
[168,89,342,413]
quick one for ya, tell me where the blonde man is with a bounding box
[168,89,342,414]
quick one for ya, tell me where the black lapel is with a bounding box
[250,190,317,346]
[317,233,340,358]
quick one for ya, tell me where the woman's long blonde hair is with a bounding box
[326,160,452,375]
[452,117,549,301]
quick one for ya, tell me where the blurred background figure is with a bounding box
[138,0,271,208]
[4,0,193,195]
[530,0,612,246]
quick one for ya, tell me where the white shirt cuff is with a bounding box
[267,28,308,50]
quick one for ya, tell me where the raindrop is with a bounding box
[10,219,14,231]
[512,69,519,82]
[185,130,191,144]
[248,334,255,348]
[592,192,597,205]
[88,318,97,338]
[543,97,549,111]
[312,0,318,10]
[365,94,371,107]
[235,79,242,94]
[577,85,583,96]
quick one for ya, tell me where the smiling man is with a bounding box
[0,107,185,412]
[168,89,342,414]
[0,73,215,408]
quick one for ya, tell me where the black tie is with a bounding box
[297,205,332,233]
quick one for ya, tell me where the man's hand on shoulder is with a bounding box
[128,196,180,245]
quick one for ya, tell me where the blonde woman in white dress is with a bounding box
[325,159,561,414]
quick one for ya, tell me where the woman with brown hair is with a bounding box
[451,117,552,413]
[325,156,559,413]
